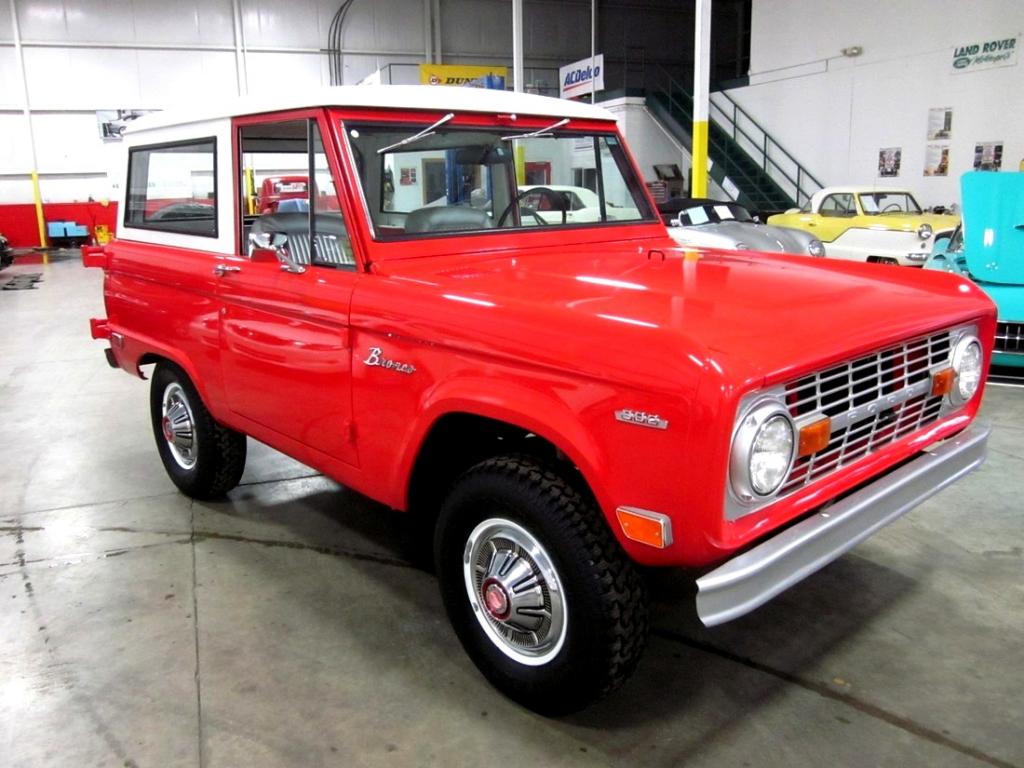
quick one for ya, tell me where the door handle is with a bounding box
[213,264,242,276]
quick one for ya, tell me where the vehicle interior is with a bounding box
[343,121,651,239]
[238,119,355,269]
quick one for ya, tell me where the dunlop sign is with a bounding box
[560,54,605,99]
[419,64,508,87]
[951,35,1018,73]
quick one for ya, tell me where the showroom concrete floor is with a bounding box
[1,257,1022,768]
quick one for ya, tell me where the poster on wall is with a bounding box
[419,64,507,89]
[924,145,950,177]
[926,107,953,140]
[878,147,902,177]
[951,35,1019,74]
[400,167,417,185]
[96,110,155,141]
[973,142,1004,171]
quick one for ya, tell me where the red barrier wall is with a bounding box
[0,201,119,248]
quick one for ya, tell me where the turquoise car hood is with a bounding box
[962,171,1024,285]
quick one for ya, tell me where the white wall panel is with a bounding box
[732,0,1024,205]
[131,1,234,46]
[242,0,324,49]
[342,0,424,53]
[135,49,237,106]
[0,49,22,109]
[38,173,112,201]
[31,112,112,172]
[0,1,12,41]
[24,47,143,108]
[18,0,132,43]
[245,51,326,93]
[0,113,32,173]
[17,0,234,45]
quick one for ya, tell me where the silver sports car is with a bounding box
[661,198,825,257]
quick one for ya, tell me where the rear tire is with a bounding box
[435,455,648,715]
[150,362,246,500]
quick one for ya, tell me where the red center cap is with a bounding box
[482,579,510,620]
[162,416,174,442]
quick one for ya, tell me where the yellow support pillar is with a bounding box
[691,0,711,198]
[691,120,709,198]
[31,170,48,261]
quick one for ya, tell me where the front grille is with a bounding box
[779,329,953,495]
[995,322,1024,354]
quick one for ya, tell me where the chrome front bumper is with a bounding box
[695,423,990,627]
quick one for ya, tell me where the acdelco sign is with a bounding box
[560,54,605,99]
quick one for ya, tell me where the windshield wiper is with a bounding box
[500,118,569,141]
[377,113,455,154]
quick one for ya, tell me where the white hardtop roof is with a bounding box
[810,186,916,205]
[125,85,615,134]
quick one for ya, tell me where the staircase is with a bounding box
[646,68,823,214]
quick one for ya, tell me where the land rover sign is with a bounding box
[951,35,1019,73]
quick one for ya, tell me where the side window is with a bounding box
[239,118,354,269]
[125,138,217,236]
[819,193,855,217]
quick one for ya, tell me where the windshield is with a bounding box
[676,202,753,226]
[859,192,922,215]
[344,122,655,239]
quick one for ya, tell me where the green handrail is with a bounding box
[651,65,823,208]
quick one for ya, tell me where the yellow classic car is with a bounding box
[768,187,959,266]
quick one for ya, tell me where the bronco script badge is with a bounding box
[363,347,416,375]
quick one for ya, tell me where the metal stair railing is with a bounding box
[708,88,824,208]
[648,66,823,210]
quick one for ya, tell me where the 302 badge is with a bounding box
[614,409,669,430]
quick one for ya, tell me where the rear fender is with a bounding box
[113,329,217,412]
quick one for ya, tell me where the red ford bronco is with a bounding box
[85,85,994,714]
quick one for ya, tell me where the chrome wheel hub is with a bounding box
[161,382,197,470]
[463,518,566,666]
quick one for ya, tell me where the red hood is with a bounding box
[364,240,997,393]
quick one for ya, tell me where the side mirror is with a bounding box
[248,231,306,274]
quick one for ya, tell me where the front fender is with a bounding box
[393,376,612,520]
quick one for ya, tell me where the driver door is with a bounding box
[215,112,360,466]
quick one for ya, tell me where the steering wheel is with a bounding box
[882,203,902,212]
[497,186,567,227]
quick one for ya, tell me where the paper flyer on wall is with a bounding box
[924,145,950,176]
[878,147,902,177]
[973,142,1003,171]
[926,107,953,140]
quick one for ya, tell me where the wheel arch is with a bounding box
[398,389,612,532]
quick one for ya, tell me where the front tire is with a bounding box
[150,362,246,500]
[435,456,649,714]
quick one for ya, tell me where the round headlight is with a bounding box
[808,238,825,257]
[950,334,983,404]
[917,223,933,240]
[731,402,796,501]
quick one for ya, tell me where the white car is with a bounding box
[518,185,640,224]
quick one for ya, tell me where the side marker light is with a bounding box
[615,507,673,549]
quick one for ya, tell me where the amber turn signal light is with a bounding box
[615,507,673,549]
[798,417,831,457]
[931,367,955,397]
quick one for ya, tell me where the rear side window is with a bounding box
[125,138,217,237]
